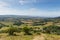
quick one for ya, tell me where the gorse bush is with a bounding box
[23,27,33,35]
[0,26,20,35]
[43,25,60,35]
[13,21,23,26]
[0,24,60,36]
[8,26,20,35]
[0,23,7,28]
[0,27,9,33]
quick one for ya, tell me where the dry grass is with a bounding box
[0,33,60,40]
[0,33,33,40]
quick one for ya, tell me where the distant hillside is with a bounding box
[0,15,60,22]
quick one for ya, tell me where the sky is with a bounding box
[0,0,60,17]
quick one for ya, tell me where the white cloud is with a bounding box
[19,0,27,5]
[21,8,60,17]
[0,1,14,15]
[19,0,40,5]
[0,0,59,17]
[19,0,55,5]
[0,1,8,8]
[0,7,60,17]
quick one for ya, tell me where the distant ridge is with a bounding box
[0,15,60,18]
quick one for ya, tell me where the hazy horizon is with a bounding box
[0,0,60,17]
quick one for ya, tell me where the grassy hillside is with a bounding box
[0,15,60,40]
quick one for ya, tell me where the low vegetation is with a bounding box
[0,15,60,40]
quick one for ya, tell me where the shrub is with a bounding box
[43,25,60,35]
[0,26,20,35]
[13,21,23,26]
[8,26,20,35]
[23,27,32,35]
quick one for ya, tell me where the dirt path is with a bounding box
[0,37,5,40]
[33,36,45,40]
[0,38,4,40]
[33,34,46,40]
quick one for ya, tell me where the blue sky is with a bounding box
[0,0,60,17]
